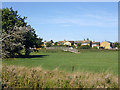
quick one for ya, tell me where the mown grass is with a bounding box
[2,65,118,88]
[3,49,118,75]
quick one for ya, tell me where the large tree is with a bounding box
[2,7,28,58]
[2,7,42,58]
[23,25,43,55]
[2,26,30,58]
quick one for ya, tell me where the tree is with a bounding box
[93,46,98,49]
[2,7,42,57]
[71,45,76,48]
[23,25,38,55]
[46,42,52,47]
[50,40,54,43]
[2,7,28,58]
[77,43,81,48]
[35,37,43,48]
[23,25,43,55]
[54,42,58,46]
[87,38,89,40]
[2,8,27,33]
[114,42,119,47]
[2,26,29,58]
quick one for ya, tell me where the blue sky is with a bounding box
[2,2,118,42]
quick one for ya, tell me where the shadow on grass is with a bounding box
[14,55,49,58]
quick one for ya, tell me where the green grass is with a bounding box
[3,49,118,75]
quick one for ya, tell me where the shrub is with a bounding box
[46,43,52,47]
[41,46,44,48]
[65,45,69,47]
[79,45,91,49]
[2,65,118,88]
[71,45,76,48]
[77,43,81,48]
[93,46,98,49]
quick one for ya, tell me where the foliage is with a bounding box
[87,38,89,40]
[2,26,29,58]
[2,7,43,57]
[23,25,42,55]
[71,45,76,48]
[41,46,44,48]
[54,42,58,46]
[2,7,28,58]
[65,45,69,47]
[77,43,81,48]
[46,42,52,47]
[93,46,98,49]
[114,42,120,48]
[50,40,54,43]
[2,65,118,88]
[46,40,54,47]
[35,38,43,48]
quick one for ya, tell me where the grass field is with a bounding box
[3,49,118,75]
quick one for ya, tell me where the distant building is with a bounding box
[57,41,65,45]
[74,41,82,45]
[64,41,71,46]
[68,41,74,46]
[100,41,113,49]
[52,43,55,45]
[43,41,47,47]
[43,41,54,47]
[81,40,92,47]
[92,42,100,49]
[74,40,92,47]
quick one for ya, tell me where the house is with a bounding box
[43,41,54,47]
[57,40,74,46]
[100,41,113,49]
[64,41,71,46]
[74,40,92,48]
[57,41,65,45]
[52,43,55,45]
[81,40,92,47]
[74,41,83,45]
[43,41,47,47]
[68,41,74,46]
[92,42,100,49]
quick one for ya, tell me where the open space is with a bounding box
[3,49,118,75]
[1,2,118,88]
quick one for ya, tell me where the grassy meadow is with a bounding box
[2,49,118,88]
[2,65,118,88]
[3,49,118,75]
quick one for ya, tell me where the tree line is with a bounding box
[1,7,43,58]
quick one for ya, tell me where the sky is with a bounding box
[2,2,118,42]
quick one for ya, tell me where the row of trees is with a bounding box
[2,7,43,58]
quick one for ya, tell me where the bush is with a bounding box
[93,46,98,49]
[80,45,91,49]
[46,43,52,47]
[77,43,81,48]
[71,45,76,48]
[59,45,66,47]
[41,46,45,48]
[65,45,69,47]
[2,65,118,88]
